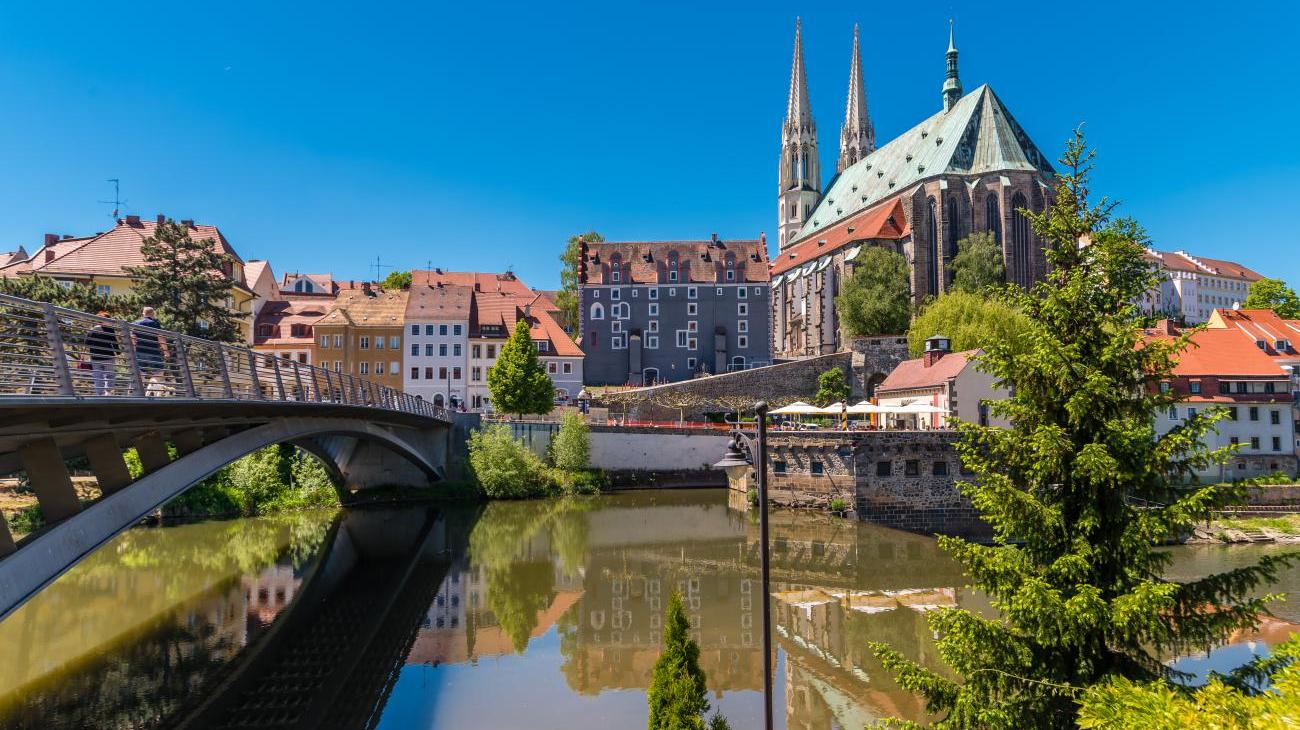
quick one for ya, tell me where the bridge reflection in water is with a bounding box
[8,491,1291,729]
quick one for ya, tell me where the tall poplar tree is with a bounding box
[487,319,555,416]
[872,130,1297,728]
[125,219,244,341]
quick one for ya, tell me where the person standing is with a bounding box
[85,311,120,396]
[132,307,168,393]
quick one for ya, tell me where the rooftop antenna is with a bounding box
[98,178,126,219]
[371,255,393,281]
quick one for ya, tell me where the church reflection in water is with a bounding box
[406,490,979,727]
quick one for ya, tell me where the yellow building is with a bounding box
[313,286,409,391]
[0,214,257,342]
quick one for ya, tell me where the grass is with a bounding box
[1215,514,1300,536]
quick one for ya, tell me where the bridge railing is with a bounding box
[0,293,445,420]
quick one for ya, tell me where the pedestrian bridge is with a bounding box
[0,293,453,620]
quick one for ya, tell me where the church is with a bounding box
[770,21,1057,360]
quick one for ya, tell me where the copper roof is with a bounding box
[877,350,979,392]
[770,198,907,277]
[579,238,769,285]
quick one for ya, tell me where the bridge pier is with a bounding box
[171,429,205,456]
[337,437,435,491]
[133,432,171,474]
[18,438,81,523]
[82,433,132,496]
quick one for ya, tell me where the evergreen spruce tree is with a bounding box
[487,318,555,416]
[125,219,244,341]
[872,130,1297,728]
[648,592,709,730]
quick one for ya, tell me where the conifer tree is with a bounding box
[487,318,555,416]
[125,219,244,341]
[648,593,709,730]
[872,129,1297,728]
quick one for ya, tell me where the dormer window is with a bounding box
[1278,339,1291,351]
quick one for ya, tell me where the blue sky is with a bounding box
[0,1,1295,290]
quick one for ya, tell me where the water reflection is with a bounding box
[0,510,335,729]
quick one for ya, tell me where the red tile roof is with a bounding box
[1148,250,1263,281]
[406,283,472,320]
[412,269,534,297]
[1144,319,1291,377]
[33,218,244,280]
[253,300,330,346]
[579,238,769,285]
[770,198,908,277]
[877,349,979,392]
[1207,308,1300,357]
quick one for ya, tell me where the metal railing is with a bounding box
[0,293,446,420]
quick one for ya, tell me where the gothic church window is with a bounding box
[926,198,939,295]
[1011,192,1030,286]
[985,194,1002,244]
[589,302,605,320]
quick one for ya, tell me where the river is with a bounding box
[0,489,1296,729]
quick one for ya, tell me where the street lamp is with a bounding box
[714,401,772,730]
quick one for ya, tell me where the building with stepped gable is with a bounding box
[772,20,1057,359]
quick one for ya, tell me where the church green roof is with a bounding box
[795,84,1055,242]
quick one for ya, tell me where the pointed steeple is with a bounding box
[785,18,813,132]
[838,24,875,173]
[777,18,821,249]
[942,18,963,111]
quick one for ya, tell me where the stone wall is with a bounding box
[596,352,852,421]
[502,421,731,476]
[848,335,910,397]
[760,429,986,537]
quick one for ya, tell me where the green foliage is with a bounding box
[552,411,591,472]
[907,290,1034,357]
[648,593,710,730]
[829,497,849,513]
[487,319,555,416]
[836,246,911,337]
[1077,636,1300,728]
[871,129,1298,729]
[380,270,412,290]
[0,274,139,318]
[949,230,1007,294]
[8,503,45,537]
[556,231,603,335]
[1243,277,1300,319]
[467,424,551,499]
[814,366,851,406]
[124,218,244,341]
[164,445,338,517]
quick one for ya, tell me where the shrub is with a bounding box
[551,411,591,472]
[648,593,710,730]
[829,497,849,513]
[468,424,552,499]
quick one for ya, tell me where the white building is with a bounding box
[874,336,1009,429]
[403,283,472,409]
[1143,250,1262,324]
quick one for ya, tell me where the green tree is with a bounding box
[487,319,555,416]
[814,366,851,406]
[871,130,1297,728]
[1078,635,1300,729]
[551,410,590,472]
[1243,277,1300,319]
[380,270,412,290]
[949,230,1007,293]
[648,593,710,730]
[0,274,139,319]
[556,231,603,336]
[907,290,1033,357]
[836,246,911,337]
[124,219,244,341]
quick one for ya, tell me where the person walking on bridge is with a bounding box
[132,307,169,395]
[85,311,120,396]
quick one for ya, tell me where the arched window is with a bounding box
[945,198,959,259]
[642,368,659,386]
[731,355,746,369]
[985,194,1002,244]
[1011,192,1030,286]
[294,279,313,293]
[433,394,445,407]
[589,302,605,320]
[788,153,797,186]
[926,198,939,295]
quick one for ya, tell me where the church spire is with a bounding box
[942,18,963,111]
[777,18,821,249]
[838,23,875,173]
[785,18,813,131]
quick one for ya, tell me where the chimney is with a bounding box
[125,215,141,226]
[711,232,718,244]
[922,334,951,368]
[44,248,55,263]
[181,219,194,228]
[44,233,58,247]
[156,214,165,225]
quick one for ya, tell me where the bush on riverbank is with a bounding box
[468,423,602,499]
[162,445,338,517]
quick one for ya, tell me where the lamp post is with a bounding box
[714,401,772,730]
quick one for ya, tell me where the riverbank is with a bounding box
[1186,514,1300,545]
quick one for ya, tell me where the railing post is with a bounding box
[118,322,146,397]
[247,350,265,399]
[309,365,322,402]
[173,336,198,398]
[291,361,306,402]
[323,367,335,403]
[271,357,287,400]
[217,345,234,399]
[42,303,74,396]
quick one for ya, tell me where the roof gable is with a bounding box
[796,85,1054,243]
[877,350,978,391]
